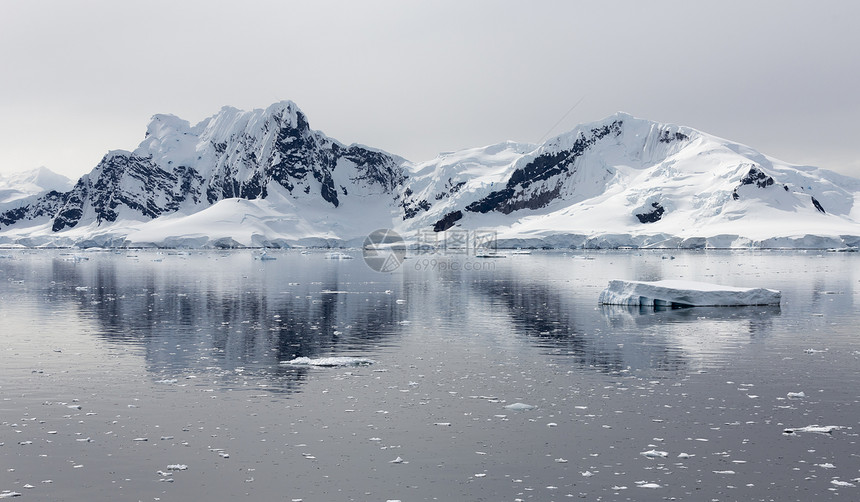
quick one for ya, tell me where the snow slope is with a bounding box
[0,167,73,204]
[1,103,859,248]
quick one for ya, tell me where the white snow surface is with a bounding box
[599,280,781,307]
[0,166,73,204]
[2,105,860,248]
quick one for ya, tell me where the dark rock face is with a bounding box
[466,121,623,215]
[0,190,67,227]
[433,210,463,232]
[811,196,826,213]
[635,202,665,223]
[659,130,689,143]
[0,104,406,232]
[739,167,774,188]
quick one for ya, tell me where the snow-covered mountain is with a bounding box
[0,167,73,205]
[401,113,860,248]
[1,102,859,248]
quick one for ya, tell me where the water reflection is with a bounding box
[24,252,408,392]
[1,250,822,394]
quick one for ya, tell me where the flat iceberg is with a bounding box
[280,356,375,367]
[598,280,780,307]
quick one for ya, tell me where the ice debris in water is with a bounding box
[0,492,23,498]
[640,449,668,458]
[787,391,806,399]
[504,402,536,411]
[166,464,188,470]
[783,425,846,435]
[280,357,375,367]
[635,481,661,489]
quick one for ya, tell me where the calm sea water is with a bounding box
[1,249,858,501]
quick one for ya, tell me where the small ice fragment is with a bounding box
[713,470,736,474]
[554,458,568,463]
[0,492,23,498]
[389,456,405,464]
[547,422,558,427]
[133,437,148,441]
[636,482,661,489]
[22,486,33,490]
[640,449,668,458]
[818,463,837,469]
[474,473,486,478]
[160,436,174,440]
[581,471,594,477]
[611,485,628,490]
[787,392,806,399]
[831,479,856,487]
[434,422,451,426]
[166,464,188,470]
[783,425,845,435]
[677,453,694,458]
[504,403,536,411]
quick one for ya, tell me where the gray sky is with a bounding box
[2,0,858,180]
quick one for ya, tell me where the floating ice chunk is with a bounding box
[831,479,856,487]
[783,425,845,435]
[0,492,22,498]
[636,482,661,489]
[581,471,594,477]
[640,449,668,458]
[787,391,806,399]
[281,357,375,367]
[166,464,188,470]
[713,470,736,474]
[504,402,536,411]
[389,456,406,464]
[555,458,568,463]
[818,463,837,469]
[599,280,780,307]
[677,453,694,458]
[611,485,628,490]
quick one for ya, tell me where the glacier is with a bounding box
[598,280,782,307]
[1,101,860,249]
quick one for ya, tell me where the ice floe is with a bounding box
[503,402,536,411]
[280,356,375,367]
[598,279,781,307]
[783,425,846,435]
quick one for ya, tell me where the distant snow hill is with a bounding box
[0,166,73,205]
[1,101,859,249]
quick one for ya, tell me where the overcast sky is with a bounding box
[2,0,858,180]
